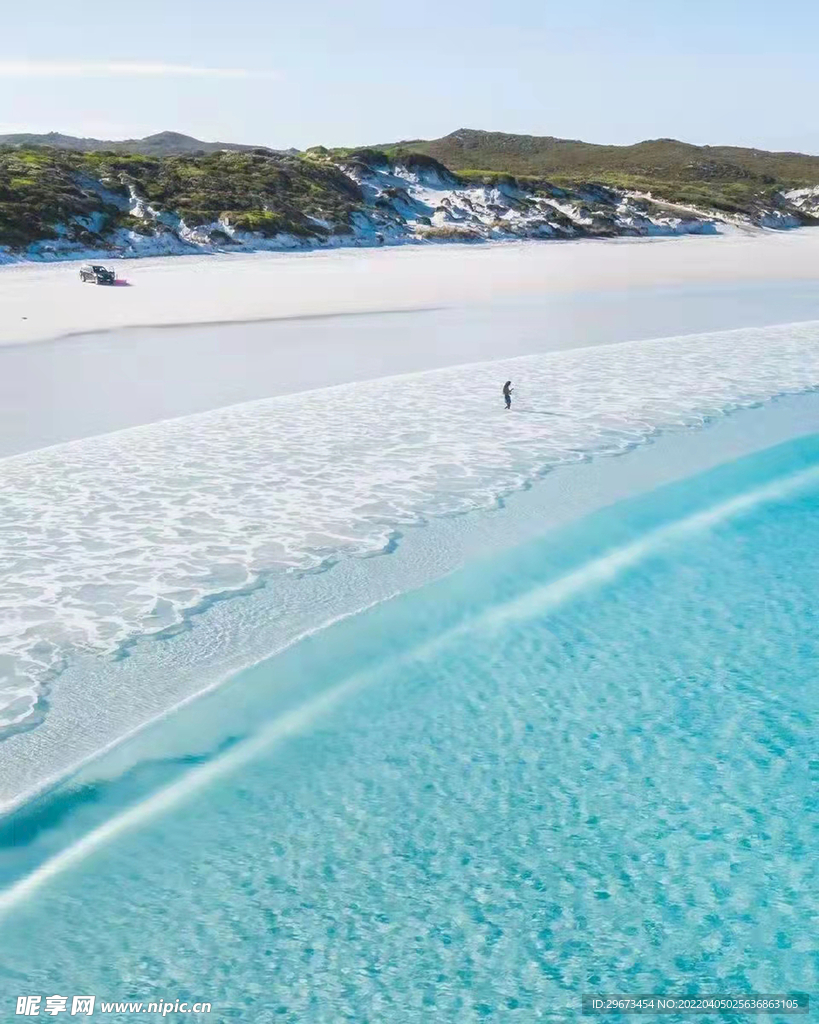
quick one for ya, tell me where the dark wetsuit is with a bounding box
[503,382,513,409]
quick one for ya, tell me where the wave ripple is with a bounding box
[2,321,819,730]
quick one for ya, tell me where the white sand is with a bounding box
[2,230,819,809]
[3,231,819,345]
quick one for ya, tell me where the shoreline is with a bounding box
[2,388,819,816]
[5,278,819,459]
[2,231,819,346]
[3,238,819,817]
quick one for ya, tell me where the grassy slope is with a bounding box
[386,129,819,215]
[0,148,362,247]
[4,130,819,250]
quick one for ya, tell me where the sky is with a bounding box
[3,0,819,153]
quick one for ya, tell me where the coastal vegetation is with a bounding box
[2,128,818,254]
[395,128,819,187]
[387,129,819,217]
[0,147,362,247]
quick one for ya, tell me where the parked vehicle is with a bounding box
[79,264,116,285]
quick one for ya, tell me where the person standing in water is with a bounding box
[503,380,513,410]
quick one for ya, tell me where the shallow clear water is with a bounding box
[0,435,816,1021]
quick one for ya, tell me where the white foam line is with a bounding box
[0,463,817,917]
[5,318,819,468]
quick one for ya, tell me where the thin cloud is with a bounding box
[0,60,280,80]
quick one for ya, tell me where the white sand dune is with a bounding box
[2,232,819,346]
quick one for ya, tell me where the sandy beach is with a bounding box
[1,231,819,828]
[3,231,819,346]
[6,0,819,1010]
[3,209,819,1021]
[2,232,819,764]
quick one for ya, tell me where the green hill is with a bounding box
[384,129,819,212]
[0,147,361,248]
[2,130,818,256]
[388,128,819,182]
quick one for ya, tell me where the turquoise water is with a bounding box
[1,436,818,1021]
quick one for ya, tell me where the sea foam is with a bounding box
[2,321,819,731]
